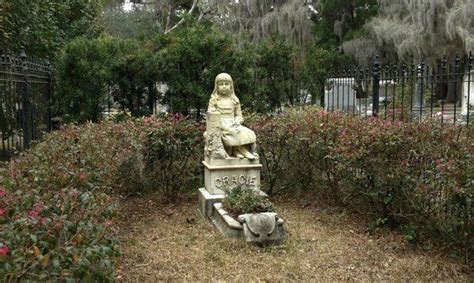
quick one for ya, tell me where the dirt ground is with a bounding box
[115,194,472,281]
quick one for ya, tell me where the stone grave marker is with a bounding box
[198,73,285,245]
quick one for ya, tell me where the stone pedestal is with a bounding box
[198,157,262,218]
[203,158,262,195]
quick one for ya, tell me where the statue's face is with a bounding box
[217,80,232,96]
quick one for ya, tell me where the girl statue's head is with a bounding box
[214,73,234,95]
[210,73,238,103]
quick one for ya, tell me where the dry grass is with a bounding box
[116,194,471,281]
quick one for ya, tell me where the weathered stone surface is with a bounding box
[204,112,229,159]
[210,203,243,239]
[210,203,285,244]
[198,188,224,218]
[203,160,262,195]
[238,213,285,245]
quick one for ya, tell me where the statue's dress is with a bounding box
[208,96,256,147]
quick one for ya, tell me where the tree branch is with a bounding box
[164,0,198,34]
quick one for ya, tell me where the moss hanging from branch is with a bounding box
[203,0,316,52]
[364,0,473,62]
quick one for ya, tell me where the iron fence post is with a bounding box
[454,54,460,124]
[372,55,380,117]
[46,60,52,132]
[321,75,325,108]
[468,51,472,127]
[20,49,30,149]
[419,58,425,120]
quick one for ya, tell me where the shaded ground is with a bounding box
[116,194,471,281]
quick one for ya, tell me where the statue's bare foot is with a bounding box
[245,153,256,160]
[235,152,244,158]
[238,146,255,160]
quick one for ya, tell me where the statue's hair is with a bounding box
[209,73,239,105]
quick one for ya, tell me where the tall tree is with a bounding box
[155,20,254,119]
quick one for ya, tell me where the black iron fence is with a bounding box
[324,53,473,127]
[0,51,52,159]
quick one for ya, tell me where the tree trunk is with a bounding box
[148,82,156,114]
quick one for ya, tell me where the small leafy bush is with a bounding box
[222,186,275,218]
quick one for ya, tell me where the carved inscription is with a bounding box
[215,174,257,188]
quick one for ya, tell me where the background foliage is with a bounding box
[0,0,104,58]
[54,36,158,122]
[155,21,254,118]
[54,19,340,121]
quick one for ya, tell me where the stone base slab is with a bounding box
[210,203,243,239]
[209,203,285,245]
[198,187,224,218]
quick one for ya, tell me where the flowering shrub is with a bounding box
[137,114,204,199]
[248,107,472,259]
[0,121,138,281]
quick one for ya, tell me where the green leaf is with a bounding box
[383,194,393,205]
[30,234,38,243]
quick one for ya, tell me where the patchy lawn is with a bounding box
[116,194,471,281]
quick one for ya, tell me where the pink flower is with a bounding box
[78,172,87,182]
[104,220,113,228]
[11,170,17,178]
[0,208,5,217]
[28,210,40,218]
[0,245,9,256]
[0,190,5,197]
[28,203,43,218]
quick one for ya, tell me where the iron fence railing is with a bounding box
[0,50,52,159]
[324,53,473,127]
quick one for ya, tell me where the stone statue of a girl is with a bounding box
[207,73,257,160]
